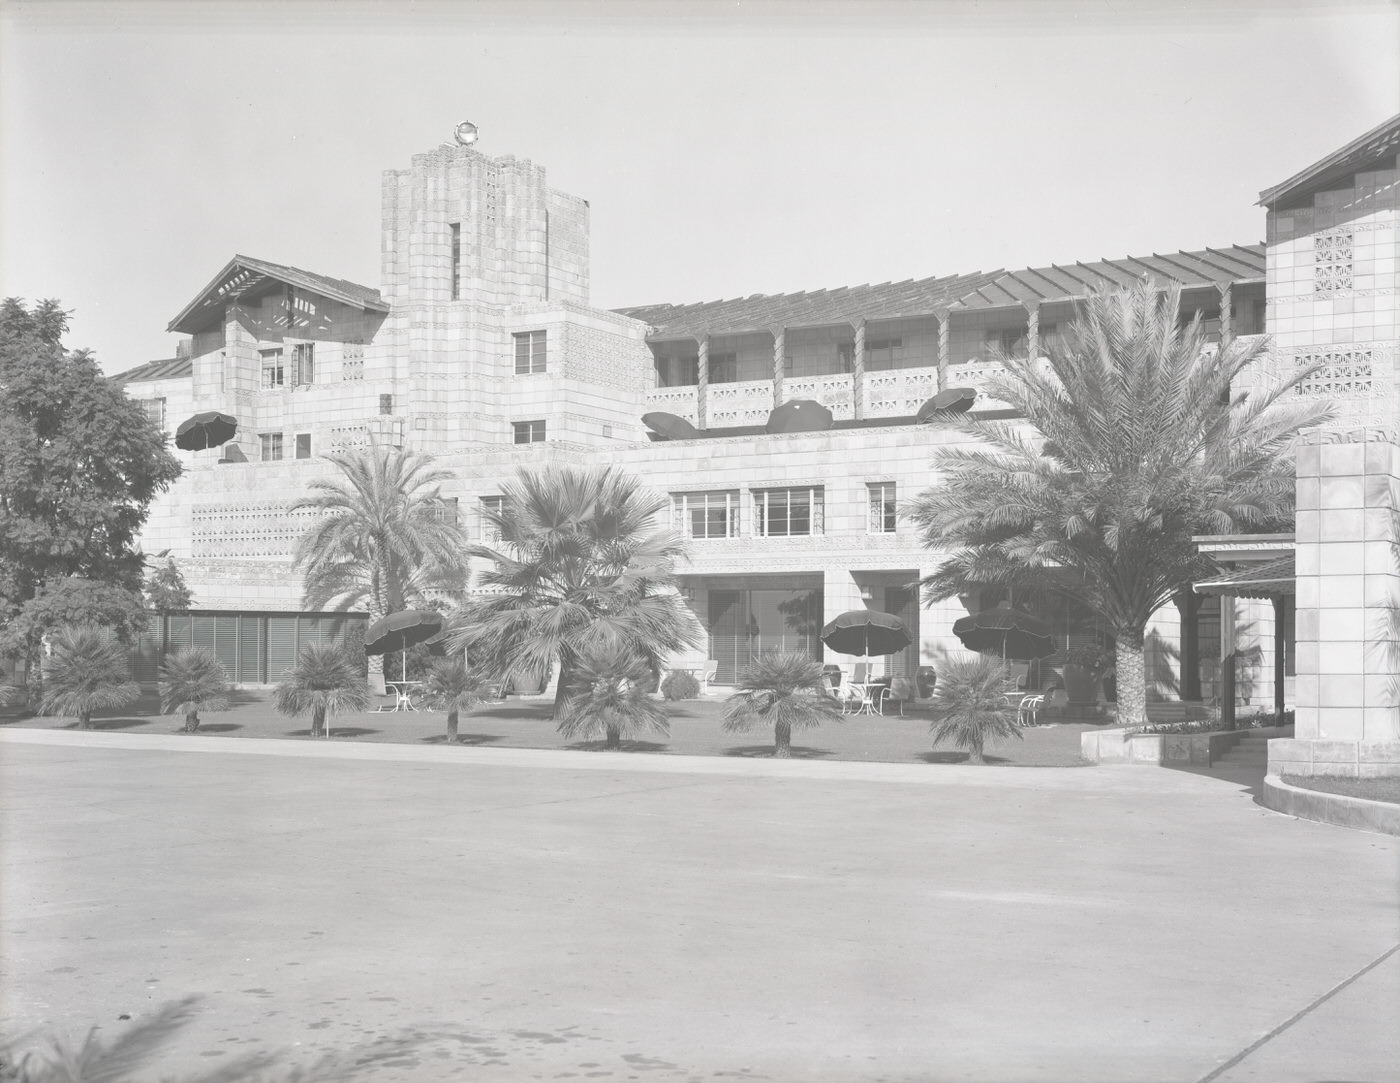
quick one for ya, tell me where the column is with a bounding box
[772,326,786,407]
[1271,594,1287,721]
[1217,281,1233,350]
[1220,592,1237,729]
[1176,589,1202,700]
[937,312,951,391]
[696,334,709,429]
[1025,301,1040,362]
[852,319,867,420]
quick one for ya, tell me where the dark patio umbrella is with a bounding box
[952,603,1055,660]
[174,411,238,451]
[821,610,912,657]
[915,387,977,423]
[766,399,833,434]
[642,412,699,440]
[365,609,445,683]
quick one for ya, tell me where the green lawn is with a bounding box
[1282,774,1400,805]
[2,687,1100,767]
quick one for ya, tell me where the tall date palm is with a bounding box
[907,280,1332,729]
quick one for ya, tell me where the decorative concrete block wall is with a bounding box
[1272,428,1400,778]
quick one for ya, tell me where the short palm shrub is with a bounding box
[723,652,842,758]
[39,625,140,730]
[660,669,700,702]
[928,655,1023,764]
[158,648,230,733]
[558,646,669,750]
[421,657,488,742]
[274,642,370,738]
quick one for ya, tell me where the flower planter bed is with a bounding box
[1080,725,1244,766]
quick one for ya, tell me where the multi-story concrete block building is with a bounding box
[112,120,1397,732]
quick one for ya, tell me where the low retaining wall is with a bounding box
[1081,727,1243,766]
[1262,775,1400,836]
[1267,738,1400,779]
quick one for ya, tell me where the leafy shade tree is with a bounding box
[0,576,147,661]
[927,656,1023,764]
[908,281,1332,730]
[722,652,842,758]
[38,625,140,730]
[421,656,488,742]
[0,299,181,673]
[145,556,193,614]
[159,648,230,733]
[452,465,703,717]
[274,642,370,738]
[558,646,670,750]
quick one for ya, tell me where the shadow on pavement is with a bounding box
[917,750,1010,765]
[420,733,506,745]
[565,739,671,753]
[724,744,834,759]
[285,727,383,738]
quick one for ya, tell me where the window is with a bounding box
[513,420,546,444]
[754,487,824,537]
[708,352,738,383]
[139,397,166,432]
[260,348,284,389]
[292,342,315,386]
[984,327,1026,355]
[450,223,462,300]
[655,352,698,388]
[295,433,312,459]
[479,496,505,544]
[514,330,547,374]
[836,342,855,372]
[342,340,364,381]
[1314,229,1353,294]
[379,394,394,415]
[867,482,897,534]
[259,432,283,461]
[434,497,459,526]
[865,339,902,371]
[673,490,740,539]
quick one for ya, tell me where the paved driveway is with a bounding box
[2,731,1396,1083]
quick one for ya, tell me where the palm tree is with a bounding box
[158,648,230,733]
[557,645,669,750]
[290,438,469,677]
[722,651,842,758]
[908,280,1332,730]
[420,656,487,742]
[451,464,703,717]
[38,625,140,730]
[927,656,1023,764]
[273,642,370,737]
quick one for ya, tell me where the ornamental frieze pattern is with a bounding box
[192,502,321,559]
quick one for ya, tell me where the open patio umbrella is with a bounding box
[364,609,445,683]
[821,609,912,657]
[952,603,1055,660]
[174,411,238,451]
[915,387,977,423]
[766,399,833,434]
[642,412,700,440]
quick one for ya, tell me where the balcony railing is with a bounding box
[644,386,698,425]
[784,372,855,419]
[708,379,773,427]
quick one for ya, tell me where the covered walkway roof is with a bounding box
[1194,555,1296,599]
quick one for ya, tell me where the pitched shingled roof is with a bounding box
[1258,113,1400,210]
[618,244,1264,339]
[168,255,389,335]
[109,356,193,384]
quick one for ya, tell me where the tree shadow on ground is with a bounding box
[724,744,834,759]
[564,739,670,753]
[79,717,152,731]
[420,733,505,745]
[917,750,1011,765]
[285,727,382,738]
[189,723,243,733]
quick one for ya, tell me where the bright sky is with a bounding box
[1,0,1397,373]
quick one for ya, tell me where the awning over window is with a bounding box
[1194,555,1296,598]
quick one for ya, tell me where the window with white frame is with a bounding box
[513,420,546,444]
[754,487,824,537]
[291,342,315,386]
[867,482,897,533]
[514,330,547,374]
[479,496,505,544]
[259,432,283,461]
[672,490,740,539]
[139,397,166,432]
[260,348,284,389]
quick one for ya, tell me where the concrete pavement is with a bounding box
[2,729,1396,1082]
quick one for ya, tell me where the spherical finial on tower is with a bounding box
[454,121,479,147]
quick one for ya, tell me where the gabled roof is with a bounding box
[1258,113,1400,209]
[109,356,193,384]
[167,255,389,335]
[618,244,1263,340]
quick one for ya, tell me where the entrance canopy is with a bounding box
[1194,555,1296,599]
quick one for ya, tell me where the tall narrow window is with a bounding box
[514,330,547,374]
[1314,229,1353,294]
[479,496,505,543]
[379,394,393,415]
[139,398,166,432]
[292,342,315,386]
[867,482,897,533]
[259,432,283,461]
[295,433,312,459]
[753,487,824,537]
[260,348,284,389]
[342,340,364,380]
[450,223,462,300]
[513,420,546,444]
